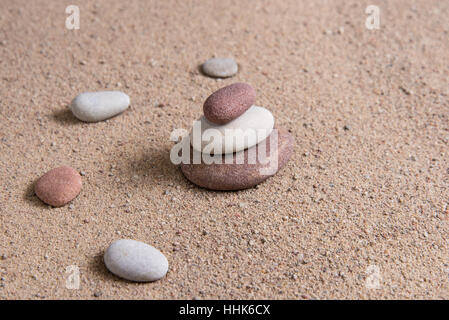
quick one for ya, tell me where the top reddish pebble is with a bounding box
[203,83,256,125]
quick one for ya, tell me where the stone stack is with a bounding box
[181,83,294,190]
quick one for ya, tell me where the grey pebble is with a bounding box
[104,239,168,282]
[202,57,238,78]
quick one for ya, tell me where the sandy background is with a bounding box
[0,0,448,299]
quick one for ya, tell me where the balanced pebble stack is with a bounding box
[181,83,293,190]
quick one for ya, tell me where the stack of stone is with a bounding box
[181,83,294,190]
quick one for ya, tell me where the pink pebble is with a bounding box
[35,166,82,207]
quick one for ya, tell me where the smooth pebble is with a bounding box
[104,239,168,282]
[70,91,130,122]
[181,127,293,190]
[191,105,274,155]
[202,57,238,78]
[203,83,256,125]
[35,166,82,207]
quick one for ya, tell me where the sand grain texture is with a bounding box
[0,0,448,299]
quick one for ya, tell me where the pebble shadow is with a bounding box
[89,251,118,282]
[89,251,149,284]
[52,108,82,126]
[117,146,184,188]
[197,64,209,77]
[23,179,48,208]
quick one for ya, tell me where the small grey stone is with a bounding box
[202,57,238,78]
[399,86,412,95]
[104,239,168,282]
[93,291,102,297]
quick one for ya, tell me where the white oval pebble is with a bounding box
[191,105,274,155]
[70,91,130,122]
[202,57,238,78]
[104,239,168,282]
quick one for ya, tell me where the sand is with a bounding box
[0,0,448,299]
